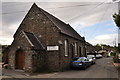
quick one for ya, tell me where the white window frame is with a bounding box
[75,42,77,56]
[81,46,83,56]
[65,40,68,56]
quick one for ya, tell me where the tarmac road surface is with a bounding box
[2,57,119,79]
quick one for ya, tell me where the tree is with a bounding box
[101,44,111,49]
[113,13,120,28]
[94,44,102,52]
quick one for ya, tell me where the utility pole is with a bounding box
[118,2,120,23]
[113,0,120,48]
[117,1,120,46]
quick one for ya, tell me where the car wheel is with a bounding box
[83,66,86,70]
[91,62,94,65]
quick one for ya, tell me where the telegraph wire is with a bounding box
[2,3,92,7]
[87,2,118,46]
[1,4,94,15]
[87,1,111,39]
[1,2,114,15]
[66,1,108,21]
[1,10,29,15]
[2,3,101,8]
[2,2,114,7]
[2,2,32,7]
[37,3,113,10]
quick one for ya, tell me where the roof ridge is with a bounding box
[37,5,67,25]
[33,3,84,41]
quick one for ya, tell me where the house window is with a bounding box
[81,46,84,56]
[79,46,81,56]
[65,39,68,56]
[75,42,77,56]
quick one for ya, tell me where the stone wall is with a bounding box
[58,34,85,71]
[8,4,86,73]
[8,32,33,72]
[14,3,60,48]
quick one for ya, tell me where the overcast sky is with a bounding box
[1,0,120,46]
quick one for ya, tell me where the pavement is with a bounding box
[1,57,119,79]
[113,62,120,80]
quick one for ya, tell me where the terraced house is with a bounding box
[8,3,86,72]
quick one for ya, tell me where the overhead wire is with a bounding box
[66,1,108,22]
[1,10,29,15]
[1,2,114,15]
[62,0,109,41]
[86,2,119,46]
[2,2,32,7]
[87,1,111,39]
[2,2,114,7]
[1,1,118,45]
[44,3,101,9]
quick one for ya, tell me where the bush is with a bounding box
[111,52,116,56]
[113,54,119,63]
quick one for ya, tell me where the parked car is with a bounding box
[87,55,96,64]
[70,57,91,70]
[96,54,102,59]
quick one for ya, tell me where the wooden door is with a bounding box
[15,51,24,70]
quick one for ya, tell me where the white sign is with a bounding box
[47,46,59,51]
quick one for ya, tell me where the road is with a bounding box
[49,57,119,78]
[2,57,119,79]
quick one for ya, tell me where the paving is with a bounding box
[1,57,119,79]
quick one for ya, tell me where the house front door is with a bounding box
[15,49,25,70]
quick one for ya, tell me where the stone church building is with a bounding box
[8,3,86,72]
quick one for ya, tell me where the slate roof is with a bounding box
[34,3,85,42]
[85,42,93,46]
[24,31,45,50]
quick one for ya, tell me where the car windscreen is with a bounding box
[87,55,94,57]
[77,58,85,61]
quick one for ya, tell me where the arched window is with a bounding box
[79,46,81,57]
[81,46,84,56]
[75,42,77,56]
[65,39,68,56]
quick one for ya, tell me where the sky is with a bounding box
[1,0,120,46]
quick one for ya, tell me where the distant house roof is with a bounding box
[98,49,108,53]
[23,31,45,50]
[35,3,85,41]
